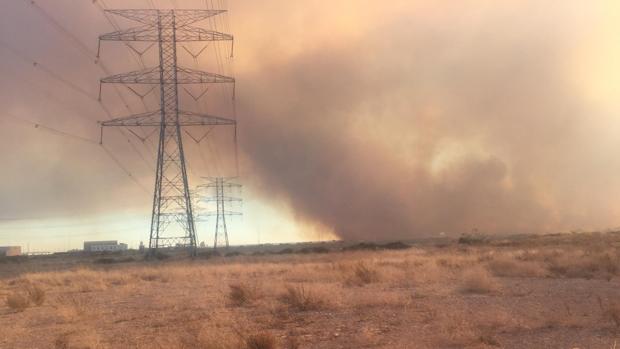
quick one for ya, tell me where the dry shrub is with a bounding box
[279,285,323,311]
[105,275,129,287]
[6,292,30,312]
[597,296,620,328]
[346,262,379,286]
[547,251,619,279]
[140,272,166,282]
[245,332,276,349]
[54,334,70,349]
[27,284,46,306]
[54,295,92,322]
[487,256,546,278]
[5,282,46,311]
[183,322,242,349]
[228,283,259,306]
[285,335,301,349]
[436,257,468,269]
[460,267,499,294]
[479,334,500,347]
[606,305,620,328]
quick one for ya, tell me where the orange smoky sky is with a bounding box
[1,0,620,249]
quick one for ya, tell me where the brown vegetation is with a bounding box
[6,292,30,312]
[0,232,619,348]
[228,282,260,306]
[5,281,46,312]
[487,255,546,278]
[244,332,277,349]
[460,267,500,294]
[279,285,324,311]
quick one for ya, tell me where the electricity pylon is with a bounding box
[97,9,235,254]
[200,177,242,250]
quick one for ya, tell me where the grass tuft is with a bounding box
[27,284,46,306]
[228,283,258,306]
[279,285,323,311]
[460,267,499,294]
[352,262,379,285]
[487,256,546,278]
[245,332,276,349]
[6,292,30,312]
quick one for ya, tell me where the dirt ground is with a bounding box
[0,232,619,349]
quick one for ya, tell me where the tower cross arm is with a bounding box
[100,110,236,127]
[100,110,160,127]
[176,67,235,84]
[100,67,160,84]
[178,111,236,126]
[100,25,233,42]
[177,26,233,42]
[100,67,234,84]
[99,25,159,42]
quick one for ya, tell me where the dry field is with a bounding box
[1,233,619,349]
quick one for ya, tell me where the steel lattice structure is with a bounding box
[199,177,242,250]
[98,9,235,254]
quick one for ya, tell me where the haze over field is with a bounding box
[1,0,620,250]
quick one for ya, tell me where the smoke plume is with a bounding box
[236,1,620,240]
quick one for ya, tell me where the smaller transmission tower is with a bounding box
[200,177,241,250]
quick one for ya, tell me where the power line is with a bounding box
[101,145,151,194]
[22,0,99,61]
[22,0,136,114]
[0,22,156,175]
[4,111,99,144]
[2,111,150,195]
[0,39,101,106]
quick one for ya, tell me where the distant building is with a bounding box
[0,246,22,257]
[83,241,128,253]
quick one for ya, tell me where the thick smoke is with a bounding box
[1,1,619,242]
[236,2,620,240]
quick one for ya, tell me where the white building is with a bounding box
[0,246,21,257]
[83,241,128,252]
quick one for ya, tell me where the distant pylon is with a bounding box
[97,9,235,255]
[200,177,242,250]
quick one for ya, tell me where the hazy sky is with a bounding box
[1,0,620,251]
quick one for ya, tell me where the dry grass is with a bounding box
[479,334,501,347]
[1,232,619,348]
[546,251,620,280]
[342,261,381,286]
[351,262,379,285]
[53,294,93,323]
[27,284,46,306]
[460,267,500,294]
[244,332,276,349]
[6,292,30,312]
[228,282,259,306]
[597,296,620,328]
[54,333,70,349]
[606,305,620,328]
[279,284,324,311]
[487,255,546,278]
[5,282,46,311]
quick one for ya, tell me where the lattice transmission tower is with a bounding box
[199,177,242,250]
[97,9,236,254]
